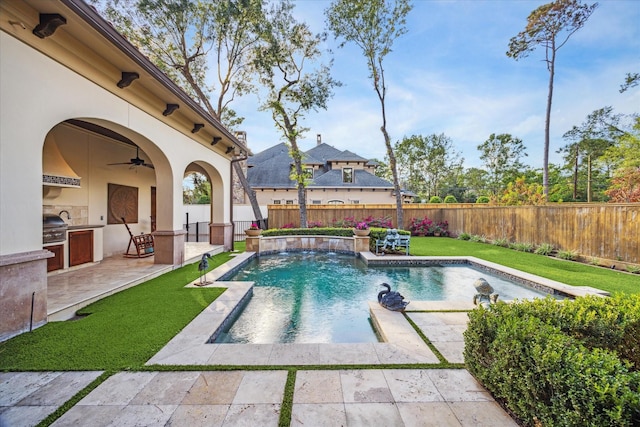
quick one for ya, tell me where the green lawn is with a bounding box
[409,237,639,295]
[0,252,232,371]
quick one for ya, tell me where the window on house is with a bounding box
[328,200,344,204]
[285,200,294,205]
[312,200,322,204]
[342,167,353,183]
[304,167,314,179]
[273,200,281,204]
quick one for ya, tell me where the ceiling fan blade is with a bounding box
[107,162,134,166]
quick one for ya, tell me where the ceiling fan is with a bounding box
[108,146,154,169]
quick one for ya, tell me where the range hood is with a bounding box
[42,134,81,188]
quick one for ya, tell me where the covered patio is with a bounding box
[0,0,248,341]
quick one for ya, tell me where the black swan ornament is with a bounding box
[197,252,213,286]
[378,283,410,312]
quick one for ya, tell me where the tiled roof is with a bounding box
[311,170,393,188]
[306,144,368,162]
[247,142,393,189]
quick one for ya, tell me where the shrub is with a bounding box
[469,234,486,243]
[307,221,323,228]
[491,238,509,247]
[429,220,449,236]
[362,215,393,228]
[534,242,555,256]
[476,196,490,204]
[465,296,640,426]
[457,232,472,240]
[510,242,534,252]
[263,227,353,237]
[443,195,457,203]
[429,195,442,203]
[627,265,640,274]
[331,216,392,229]
[557,249,579,261]
[409,217,433,235]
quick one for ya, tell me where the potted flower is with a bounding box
[245,222,262,237]
[353,221,370,236]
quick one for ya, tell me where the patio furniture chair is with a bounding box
[122,217,154,258]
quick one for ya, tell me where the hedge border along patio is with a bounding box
[464,294,640,427]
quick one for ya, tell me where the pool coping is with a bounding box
[145,251,607,367]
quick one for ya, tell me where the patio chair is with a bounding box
[122,217,154,258]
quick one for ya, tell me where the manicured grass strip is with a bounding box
[0,253,232,371]
[410,238,639,295]
[37,371,114,427]
[403,313,448,364]
[279,369,296,427]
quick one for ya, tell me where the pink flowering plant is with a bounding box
[355,221,369,230]
[249,222,260,230]
[409,217,433,235]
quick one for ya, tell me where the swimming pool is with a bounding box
[212,252,558,344]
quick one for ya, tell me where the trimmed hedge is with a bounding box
[464,295,640,426]
[262,227,354,237]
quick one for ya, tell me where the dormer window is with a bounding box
[304,167,313,179]
[342,167,353,183]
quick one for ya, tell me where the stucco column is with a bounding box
[152,229,186,265]
[0,250,51,341]
[210,223,233,251]
[354,236,370,253]
[245,235,261,253]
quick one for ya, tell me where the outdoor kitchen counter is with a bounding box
[67,224,105,230]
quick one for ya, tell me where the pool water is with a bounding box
[213,253,553,344]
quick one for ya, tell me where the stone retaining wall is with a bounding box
[245,235,370,254]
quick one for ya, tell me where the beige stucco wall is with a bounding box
[0,31,230,257]
[253,188,398,206]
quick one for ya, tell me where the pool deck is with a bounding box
[2,250,606,426]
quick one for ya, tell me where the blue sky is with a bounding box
[234,0,640,170]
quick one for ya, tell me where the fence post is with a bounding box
[185,212,190,242]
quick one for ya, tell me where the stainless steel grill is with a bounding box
[43,214,68,244]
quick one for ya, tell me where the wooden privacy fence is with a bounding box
[268,203,639,264]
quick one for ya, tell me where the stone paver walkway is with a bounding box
[1,369,517,427]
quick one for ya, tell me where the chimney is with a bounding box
[236,131,247,145]
[317,134,321,145]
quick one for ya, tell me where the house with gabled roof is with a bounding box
[246,137,414,206]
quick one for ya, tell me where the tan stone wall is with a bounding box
[249,235,369,254]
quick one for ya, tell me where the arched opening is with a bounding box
[42,119,166,271]
[183,162,226,246]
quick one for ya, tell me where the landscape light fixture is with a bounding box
[211,137,222,146]
[33,14,66,38]
[192,123,204,133]
[117,72,139,88]
[162,104,179,116]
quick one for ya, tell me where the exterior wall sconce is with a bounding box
[225,145,235,154]
[117,72,139,88]
[192,123,204,133]
[211,137,222,146]
[33,14,67,38]
[162,104,179,116]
